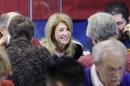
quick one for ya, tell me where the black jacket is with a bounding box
[53,43,83,62]
[6,38,53,86]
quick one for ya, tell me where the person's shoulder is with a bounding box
[72,40,83,48]
[30,44,50,55]
[33,45,55,65]
[72,40,83,53]
[31,45,52,59]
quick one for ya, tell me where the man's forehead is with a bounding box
[112,14,125,21]
[101,52,125,68]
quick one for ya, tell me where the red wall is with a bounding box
[0,0,130,20]
[0,0,28,16]
[62,0,130,19]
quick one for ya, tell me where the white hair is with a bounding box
[92,38,127,62]
[87,12,118,41]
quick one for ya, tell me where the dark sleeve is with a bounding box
[11,47,53,86]
[12,61,44,86]
[11,55,48,86]
[73,43,83,60]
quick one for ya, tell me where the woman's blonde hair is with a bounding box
[40,13,75,57]
[0,48,12,76]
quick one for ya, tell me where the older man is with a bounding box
[77,12,119,67]
[85,1,130,52]
[85,39,130,86]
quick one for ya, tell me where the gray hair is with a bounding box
[87,12,119,41]
[0,14,8,29]
[1,12,21,28]
[0,12,21,45]
[92,38,127,62]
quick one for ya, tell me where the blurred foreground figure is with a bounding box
[47,58,86,86]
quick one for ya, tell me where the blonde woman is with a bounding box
[40,13,83,61]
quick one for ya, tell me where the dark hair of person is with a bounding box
[105,1,129,22]
[8,16,34,41]
[47,58,86,86]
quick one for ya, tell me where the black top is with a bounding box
[6,38,54,86]
[53,43,83,62]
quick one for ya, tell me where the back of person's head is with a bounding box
[87,12,118,41]
[105,1,129,22]
[0,48,12,78]
[46,58,86,86]
[8,16,34,41]
[92,38,127,63]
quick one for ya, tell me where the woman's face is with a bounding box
[54,22,71,48]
